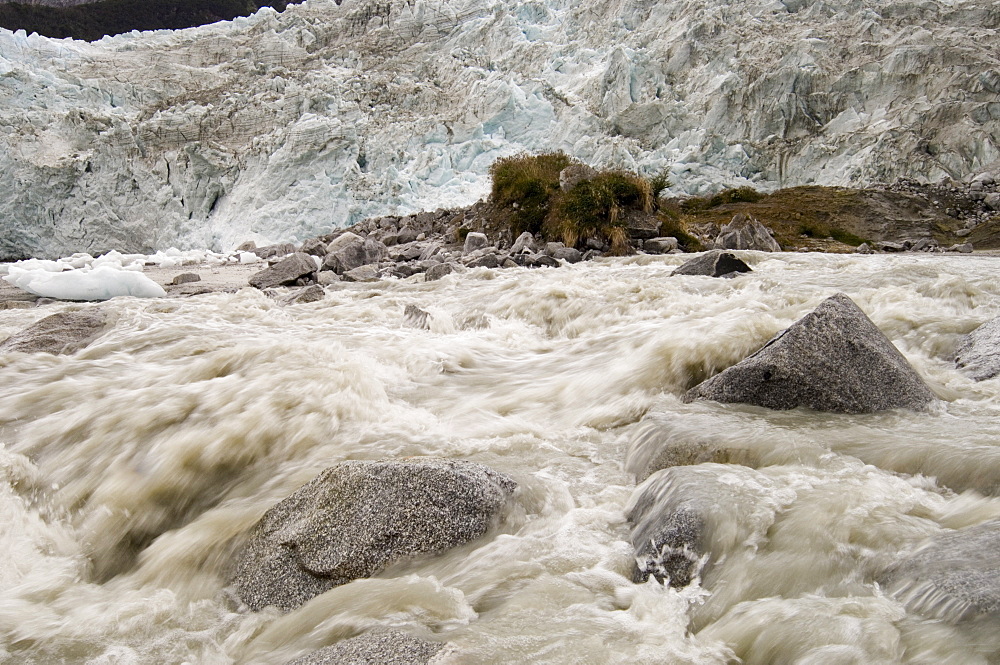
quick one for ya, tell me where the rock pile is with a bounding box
[242,204,686,290]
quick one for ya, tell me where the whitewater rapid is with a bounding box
[2,251,1000,664]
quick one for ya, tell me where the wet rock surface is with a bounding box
[879,520,1000,622]
[685,293,935,413]
[956,316,1000,381]
[671,250,752,277]
[0,308,108,354]
[285,630,444,665]
[231,458,516,611]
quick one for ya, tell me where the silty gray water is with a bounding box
[1,251,999,664]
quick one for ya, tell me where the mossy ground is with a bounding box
[662,185,991,252]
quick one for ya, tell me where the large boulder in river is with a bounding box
[231,458,516,611]
[878,520,1000,622]
[955,316,1000,381]
[285,630,443,665]
[671,250,752,277]
[323,234,388,274]
[0,308,109,354]
[684,293,935,413]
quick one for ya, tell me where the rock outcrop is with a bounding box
[285,631,443,665]
[713,214,781,252]
[671,250,752,278]
[684,293,935,413]
[879,520,1000,622]
[231,458,516,611]
[0,308,108,354]
[955,317,1000,381]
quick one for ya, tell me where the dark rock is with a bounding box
[643,237,678,254]
[397,227,419,244]
[551,247,582,263]
[170,272,201,285]
[299,238,328,257]
[324,235,388,275]
[252,243,297,260]
[857,242,874,254]
[528,254,559,268]
[955,317,1000,381]
[684,293,935,413]
[985,193,1000,211]
[879,241,907,252]
[463,232,489,255]
[230,458,516,611]
[390,242,425,262]
[342,265,380,283]
[670,250,752,277]
[424,263,454,281]
[285,630,443,665]
[281,285,325,305]
[236,240,257,252]
[879,520,1000,622]
[543,241,565,256]
[249,253,318,289]
[466,253,500,269]
[623,211,661,240]
[714,214,781,252]
[0,308,108,354]
[510,231,536,254]
[404,304,431,329]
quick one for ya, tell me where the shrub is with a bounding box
[489,152,573,236]
[547,171,651,255]
[708,186,765,207]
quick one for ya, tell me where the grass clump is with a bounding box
[489,152,573,236]
[547,171,652,254]
[489,153,662,255]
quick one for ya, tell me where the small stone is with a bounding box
[236,240,257,252]
[342,265,381,282]
[713,214,780,252]
[510,232,536,254]
[170,272,201,285]
[281,285,325,305]
[984,193,1000,211]
[252,243,297,260]
[544,241,565,256]
[316,271,342,286]
[551,247,583,263]
[299,237,328,257]
[955,317,1000,381]
[463,232,489,255]
[466,253,500,269]
[856,243,874,254]
[425,263,454,281]
[644,237,679,254]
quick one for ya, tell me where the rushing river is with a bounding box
[2,251,1000,664]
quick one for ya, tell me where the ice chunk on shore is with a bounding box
[5,265,166,300]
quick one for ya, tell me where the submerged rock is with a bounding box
[0,308,108,354]
[285,630,444,665]
[955,317,1000,381]
[684,293,935,413]
[879,520,1000,622]
[403,304,431,330]
[249,253,317,289]
[626,464,773,588]
[671,250,752,277]
[231,458,516,611]
[281,285,325,305]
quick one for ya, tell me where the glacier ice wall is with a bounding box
[1,0,999,257]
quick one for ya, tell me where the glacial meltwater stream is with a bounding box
[3,251,1000,664]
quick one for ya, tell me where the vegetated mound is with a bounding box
[0,0,291,40]
[663,184,999,252]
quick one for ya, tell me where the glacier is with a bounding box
[1,0,999,259]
